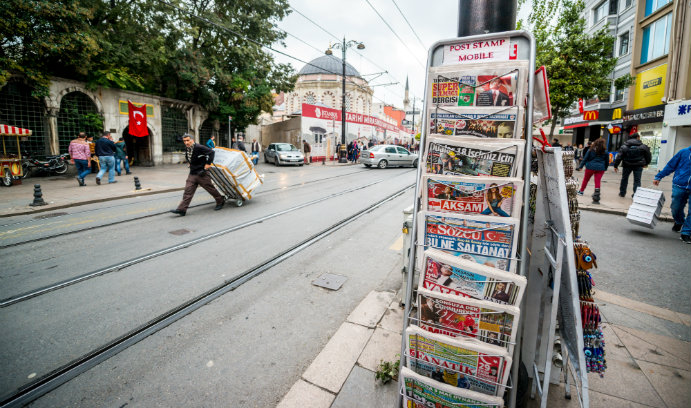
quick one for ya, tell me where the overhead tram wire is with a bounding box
[363,0,426,69]
[155,0,398,106]
[390,0,427,52]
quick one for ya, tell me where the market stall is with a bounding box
[0,124,31,186]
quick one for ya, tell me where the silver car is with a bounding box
[361,145,418,169]
[264,143,305,166]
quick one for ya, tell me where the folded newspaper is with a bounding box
[419,248,526,306]
[422,175,523,218]
[424,136,525,178]
[211,147,263,200]
[428,62,529,108]
[417,211,520,272]
[429,106,523,139]
[406,325,511,396]
[417,288,520,353]
[401,366,504,408]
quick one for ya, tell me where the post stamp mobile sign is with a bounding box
[443,38,516,65]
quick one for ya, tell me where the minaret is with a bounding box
[403,76,410,111]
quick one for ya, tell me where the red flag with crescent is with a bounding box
[128,101,149,137]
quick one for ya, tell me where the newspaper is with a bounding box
[417,288,520,352]
[211,147,263,199]
[424,136,525,178]
[401,366,504,408]
[417,211,520,272]
[428,62,529,108]
[419,248,526,306]
[429,106,523,139]
[406,325,511,396]
[422,175,523,218]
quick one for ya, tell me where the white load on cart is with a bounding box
[207,147,263,207]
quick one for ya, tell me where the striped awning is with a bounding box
[0,124,32,136]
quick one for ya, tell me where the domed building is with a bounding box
[284,55,373,116]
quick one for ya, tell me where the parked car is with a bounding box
[360,144,418,169]
[264,143,305,166]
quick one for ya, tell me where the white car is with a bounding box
[360,145,418,169]
[264,143,305,166]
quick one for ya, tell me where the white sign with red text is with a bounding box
[443,38,515,65]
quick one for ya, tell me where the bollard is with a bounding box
[29,184,47,206]
[133,177,142,190]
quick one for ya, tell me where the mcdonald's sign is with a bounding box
[583,110,599,121]
[612,108,622,120]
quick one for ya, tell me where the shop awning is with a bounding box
[0,124,32,136]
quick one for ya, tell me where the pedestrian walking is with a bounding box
[576,138,609,204]
[575,143,584,166]
[552,138,562,147]
[170,134,225,216]
[653,146,691,243]
[250,138,261,165]
[613,133,651,197]
[303,139,311,165]
[115,138,131,176]
[95,131,117,185]
[236,136,247,153]
[206,135,215,149]
[68,132,91,186]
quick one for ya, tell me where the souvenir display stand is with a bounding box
[399,30,536,408]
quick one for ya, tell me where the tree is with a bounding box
[518,0,633,137]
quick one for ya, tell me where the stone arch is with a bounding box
[356,96,364,114]
[322,91,336,109]
[304,91,316,105]
[56,91,102,154]
[49,85,103,115]
[122,125,155,166]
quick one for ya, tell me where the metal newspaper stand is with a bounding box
[399,30,535,408]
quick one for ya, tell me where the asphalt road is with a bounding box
[0,164,416,406]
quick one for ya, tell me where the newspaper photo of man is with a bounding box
[477,77,511,106]
[490,282,511,303]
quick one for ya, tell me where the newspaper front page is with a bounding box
[429,107,523,139]
[419,248,526,306]
[417,288,520,352]
[424,136,525,178]
[402,366,504,408]
[422,175,523,218]
[406,325,511,396]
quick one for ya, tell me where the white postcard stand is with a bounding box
[400,30,536,408]
[627,188,665,229]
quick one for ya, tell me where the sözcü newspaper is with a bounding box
[416,288,520,353]
[422,175,523,218]
[419,248,526,306]
[424,136,525,178]
[401,366,504,408]
[416,211,520,272]
[406,325,512,397]
[429,106,523,139]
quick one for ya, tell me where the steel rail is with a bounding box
[0,184,413,408]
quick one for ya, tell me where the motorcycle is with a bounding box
[21,152,70,178]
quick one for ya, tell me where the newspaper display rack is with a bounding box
[399,31,536,408]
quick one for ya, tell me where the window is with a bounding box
[624,0,633,9]
[614,87,625,102]
[619,32,629,56]
[645,0,671,17]
[593,1,608,24]
[640,12,672,64]
[304,92,316,105]
[396,147,409,155]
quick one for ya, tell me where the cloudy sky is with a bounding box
[270,0,530,109]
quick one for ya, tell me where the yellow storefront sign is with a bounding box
[633,64,667,110]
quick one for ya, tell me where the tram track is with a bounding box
[0,168,376,248]
[0,172,412,308]
[0,183,413,408]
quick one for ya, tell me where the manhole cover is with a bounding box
[169,229,191,235]
[312,273,347,291]
[34,212,68,219]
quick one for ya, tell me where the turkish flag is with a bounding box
[578,98,584,114]
[128,101,149,137]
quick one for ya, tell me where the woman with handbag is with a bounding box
[577,138,609,204]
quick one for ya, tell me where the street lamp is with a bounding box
[326,38,365,163]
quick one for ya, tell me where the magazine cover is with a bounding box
[406,325,511,396]
[422,175,523,218]
[424,136,525,178]
[429,106,523,139]
[428,62,529,108]
[416,211,520,272]
[416,288,520,352]
[401,366,504,408]
[419,248,526,306]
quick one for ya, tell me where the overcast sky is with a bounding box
[270,0,530,110]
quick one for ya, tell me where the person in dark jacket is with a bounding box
[95,131,118,185]
[577,138,609,204]
[653,146,691,243]
[170,134,224,216]
[613,133,652,197]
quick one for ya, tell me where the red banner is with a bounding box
[128,101,149,137]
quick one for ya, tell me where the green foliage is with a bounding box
[374,356,400,384]
[518,0,633,136]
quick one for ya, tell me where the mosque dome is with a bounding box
[297,55,361,78]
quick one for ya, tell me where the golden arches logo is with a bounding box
[583,111,599,121]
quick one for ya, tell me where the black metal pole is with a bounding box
[457,0,516,36]
[340,37,348,163]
